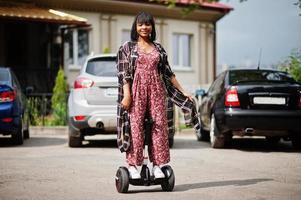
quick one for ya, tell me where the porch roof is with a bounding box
[0,2,88,26]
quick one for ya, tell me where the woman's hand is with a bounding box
[122,83,131,110]
[183,91,193,101]
[121,95,132,110]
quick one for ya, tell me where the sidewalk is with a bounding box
[30,126,68,135]
[29,126,195,136]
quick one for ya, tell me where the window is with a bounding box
[172,33,192,68]
[0,69,9,82]
[64,28,89,68]
[229,70,297,85]
[86,57,117,77]
[208,72,225,95]
[121,29,131,45]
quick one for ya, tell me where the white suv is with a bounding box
[68,54,118,147]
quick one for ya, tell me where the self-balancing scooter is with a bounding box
[115,113,175,193]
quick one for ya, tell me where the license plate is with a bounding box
[104,88,118,97]
[253,97,286,105]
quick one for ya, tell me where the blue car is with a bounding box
[0,67,29,145]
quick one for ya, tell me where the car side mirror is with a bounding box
[195,89,206,100]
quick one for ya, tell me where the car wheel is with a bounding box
[23,116,30,139]
[196,125,210,141]
[12,122,24,145]
[291,133,301,149]
[23,129,30,139]
[68,126,82,147]
[209,114,225,148]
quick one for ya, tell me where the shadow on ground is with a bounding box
[83,139,118,148]
[83,135,210,149]
[124,178,273,193]
[174,178,274,192]
[227,138,300,153]
[173,137,210,149]
[0,136,66,147]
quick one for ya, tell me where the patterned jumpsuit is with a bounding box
[126,47,170,166]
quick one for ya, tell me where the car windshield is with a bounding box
[229,70,297,85]
[86,57,116,77]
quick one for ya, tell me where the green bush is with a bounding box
[50,67,68,125]
[27,97,42,126]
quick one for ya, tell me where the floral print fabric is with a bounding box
[126,47,170,166]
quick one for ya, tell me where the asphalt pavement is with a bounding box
[0,130,301,200]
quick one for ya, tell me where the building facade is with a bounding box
[0,0,232,93]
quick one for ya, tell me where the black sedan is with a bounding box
[197,69,301,149]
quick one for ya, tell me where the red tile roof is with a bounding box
[155,0,233,12]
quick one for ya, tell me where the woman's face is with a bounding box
[136,22,152,39]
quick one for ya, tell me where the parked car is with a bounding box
[197,69,301,149]
[0,67,30,145]
[68,54,175,147]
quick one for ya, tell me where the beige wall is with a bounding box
[165,19,200,93]
[199,22,215,85]
[64,11,215,91]
[65,10,101,55]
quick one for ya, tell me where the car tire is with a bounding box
[196,125,210,141]
[68,126,82,147]
[291,133,301,149]
[23,117,30,139]
[23,129,30,139]
[12,122,24,145]
[209,114,225,148]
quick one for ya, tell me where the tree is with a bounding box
[278,49,301,83]
[51,67,68,125]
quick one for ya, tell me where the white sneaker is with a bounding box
[153,166,165,179]
[128,166,141,179]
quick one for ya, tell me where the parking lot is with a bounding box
[0,130,301,200]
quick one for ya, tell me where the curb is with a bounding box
[176,128,194,135]
[30,126,68,135]
[29,126,195,136]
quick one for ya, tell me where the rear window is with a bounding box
[0,70,9,81]
[86,57,117,77]
[0,69,10,86]
[229,70,297,85]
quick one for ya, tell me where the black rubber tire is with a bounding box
[12,123,24,145]
[68,135,82,147]
[68,126,82,147]
[161,165,175,192]
[209,114,225,148]
[115,167,129,193]
[196,125,210,141]
[291,133,301,149]
[23,115,30,139]
[23,129,30,139]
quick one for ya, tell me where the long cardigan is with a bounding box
[116,41,200,153]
